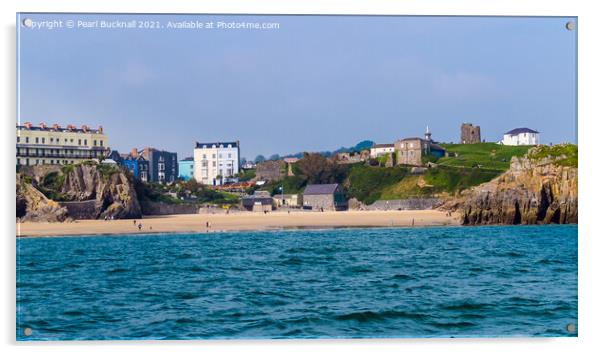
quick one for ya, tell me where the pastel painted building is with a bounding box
[500,128,540,146]
[193,141,240,186]
[370,143,395,158]
[178,157,195,181]
[16,122,109,166]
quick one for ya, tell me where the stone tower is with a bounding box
[461,123,481,144]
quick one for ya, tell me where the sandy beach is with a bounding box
[17,210,460,237]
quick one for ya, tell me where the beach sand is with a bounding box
[16,210,461,237]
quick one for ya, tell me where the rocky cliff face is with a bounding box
[16,175,69,222]
[17,163,142,221]
[457,146,577,225]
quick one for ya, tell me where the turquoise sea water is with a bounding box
[16,225,577,340]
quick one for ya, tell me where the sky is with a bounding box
[17,14,577,160]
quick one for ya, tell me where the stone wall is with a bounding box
[365,198,440,211]
[255,160,285,181]
[461,123,481,144]
[140,200,199,215]
[58,200,100,220]
[303,194,336,211]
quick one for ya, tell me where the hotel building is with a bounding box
[193,141,240,186]
[16,122,109,166]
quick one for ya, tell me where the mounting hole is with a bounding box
[566,323,576,333]
[23,327,32,336]
[565,21,575,31]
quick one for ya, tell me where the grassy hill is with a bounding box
[437,143,531,171]
[346,164,502,204]
[253,143,544,205]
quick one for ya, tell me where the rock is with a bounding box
[455,147,577,225]
[17,163,142,221]
[16,175,69,222]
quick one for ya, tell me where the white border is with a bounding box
[2,1,600,353]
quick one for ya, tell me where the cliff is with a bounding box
[17,163,142,221]
[454,145,577,225]
[16,175,69,222]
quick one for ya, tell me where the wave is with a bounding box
[335,309,429,322]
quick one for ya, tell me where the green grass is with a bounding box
[38,171,69,201]
[237,168,256,182]
[423,165,501,194]
[527,144,577,167]
[438,143,531,171]
[260,175,308,196]
[345,163,503,204]
[346,165,411,204]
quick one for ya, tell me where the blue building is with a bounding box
[107,150,149,182]
[121,157,149,182]
[178,157,194,181]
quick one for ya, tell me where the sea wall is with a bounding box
[365,198,440,211]
[140,200,199,216]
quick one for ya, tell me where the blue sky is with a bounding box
[18,14,577,160]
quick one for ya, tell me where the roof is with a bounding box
[304,183,340,195]
[180,157,194,162]
[16,125,104,134]
[372,143,394,148]
[430,143,445,151]
[505,127,539,135]
[195,141,238,149]
[398,137,425,142]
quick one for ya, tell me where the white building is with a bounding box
[193,141,240,186]
[500,128,540,146]
[370,143,395,158]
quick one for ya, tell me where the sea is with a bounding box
[16,225,578,340]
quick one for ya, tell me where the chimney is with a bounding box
[52,123,61,131]
[23,122,32,129]
[81,124,89,133]
[39,122,47,129]
[131,148,138,158]
[66,124,75,131]
[98,125,103,134]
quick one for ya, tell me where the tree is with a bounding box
[296,152,345,184]
[269,154,280,161]
[255,155,266,163]
[240,157,247,166]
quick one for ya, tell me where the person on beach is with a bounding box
[138,223,142,231]
[133,220,137,225]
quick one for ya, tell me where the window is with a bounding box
[212,154,216,159]
[202,154,206,159]
[228,153,232,158]
[93,140,97,146]
[50,137,53,143]
[25,137,29,143]
[42,137,45,144]
[100,140,103,146]
[84,139,87,145]
[35,137,39,143]
[212,161,216,167]
[78,139,81,145]
[17,137,20,143]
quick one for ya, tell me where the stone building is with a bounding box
[394,127,446,166]
[302,183,347,211]
[461,123,481,144]
[255,160,286,181]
